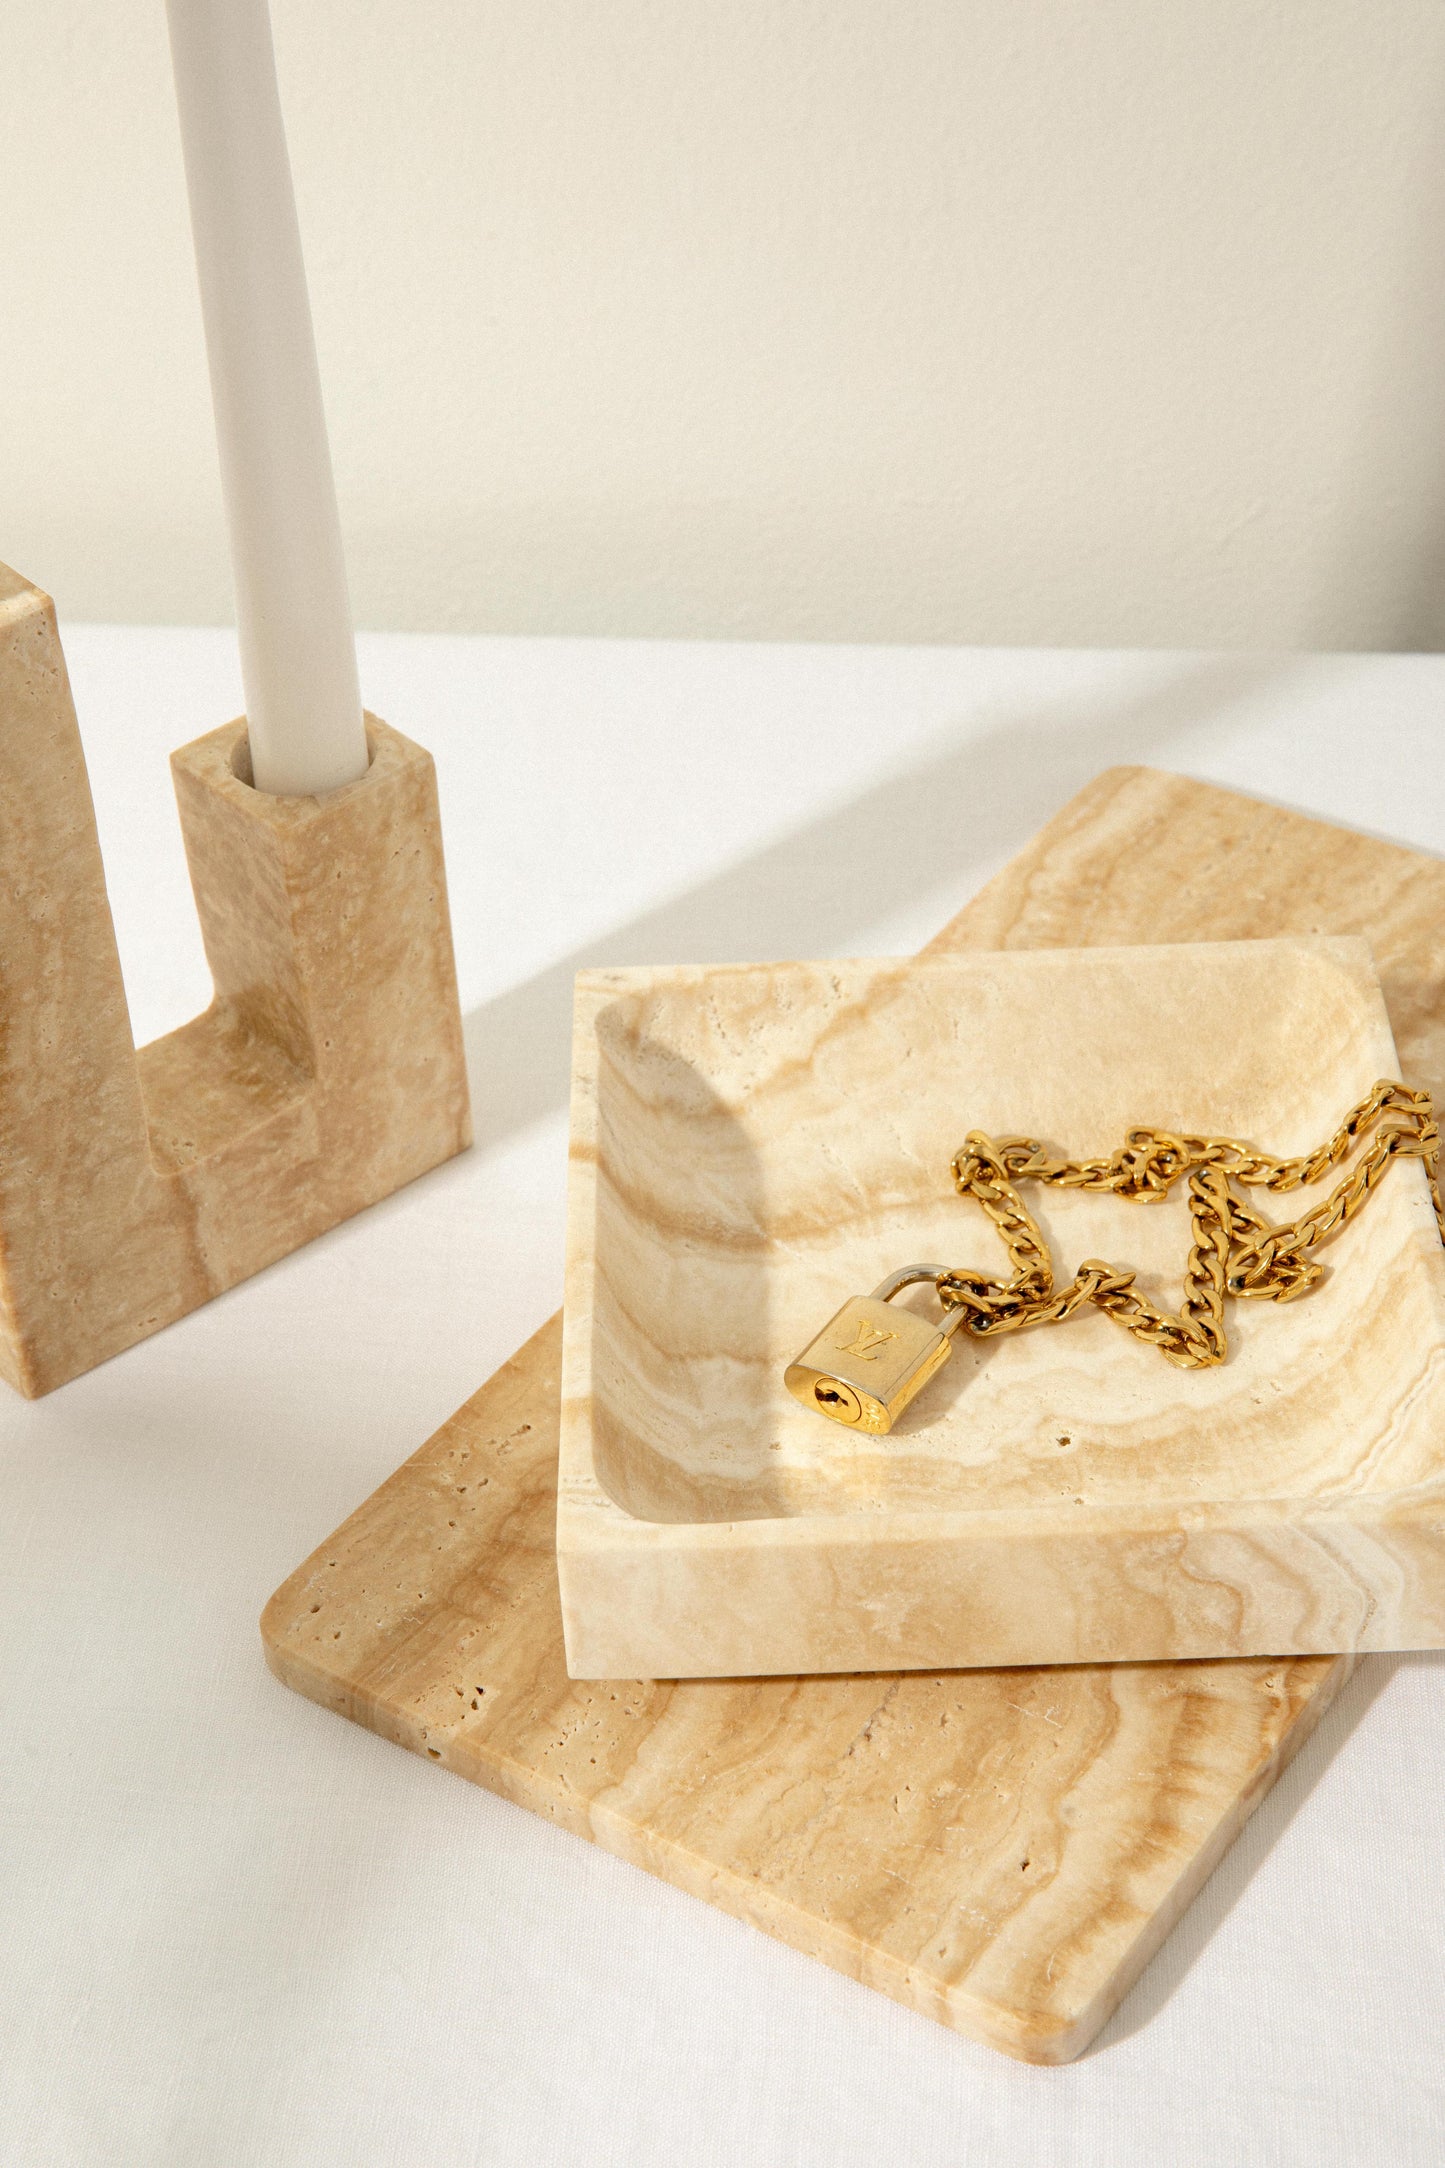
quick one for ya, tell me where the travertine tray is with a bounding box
[264,765,1445,2063]
[559,936,1445,1679]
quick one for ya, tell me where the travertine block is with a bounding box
[265,1315,1354,2064]
[0,563,470,1395]
[558,936,1445,1677]
[262,765,1445,2061]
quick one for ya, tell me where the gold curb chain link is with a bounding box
[937,1080,1443,1370]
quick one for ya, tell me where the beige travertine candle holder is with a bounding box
[0,561,471,1397]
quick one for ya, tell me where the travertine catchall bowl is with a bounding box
[557,936,1445,1679]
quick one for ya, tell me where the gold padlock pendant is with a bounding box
[784,1265,967,1433]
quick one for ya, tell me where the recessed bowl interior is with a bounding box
[577,942,1438,1524]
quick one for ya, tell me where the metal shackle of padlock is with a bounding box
[783,1265,969,1434]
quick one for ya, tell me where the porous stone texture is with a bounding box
[0,564,470,1395]
[558,936,1445,1676]
[263,763,1444,2061]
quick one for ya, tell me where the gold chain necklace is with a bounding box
[785,1079,1442,1434]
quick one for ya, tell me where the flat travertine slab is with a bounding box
[265,765,1445,2063]
[265,1315,1353,2066]
[559,936,1445,1678]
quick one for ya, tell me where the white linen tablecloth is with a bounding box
[3,625,1442,2165]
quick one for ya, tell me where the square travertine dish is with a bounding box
[558,937,1445,1679]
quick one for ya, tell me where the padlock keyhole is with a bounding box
[813,1379,862,1422]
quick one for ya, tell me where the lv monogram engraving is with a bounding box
[835,1317,897,1361]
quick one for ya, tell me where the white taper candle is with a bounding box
[166,0,369,796]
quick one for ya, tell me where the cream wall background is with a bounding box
[5,2,1445,649]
